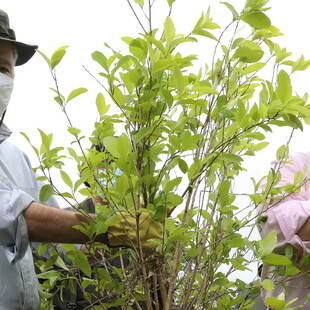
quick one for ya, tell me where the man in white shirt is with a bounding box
[0,9,161,309]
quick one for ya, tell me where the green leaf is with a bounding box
[242,132,265,140]
[161,89,174,108]
[165,193,183,206]
[191,85,218,95]
[294,170,305,185]
[167,228,192,243]
[60,170,73,188]
[111,86,125,106]
[263,253,292,266]
[55,255,69,271]
[102,136,120,158]
[282,113,303,130]
[96,93,110,116]
[292,105,310,117]
[285,244,294,260]
[60,192,74,199]
[218,153,243,163]
[241,11,271,29]
[262,279,274,293]
[164,16,176,45]
[128,38,147,62]
[192,29,218,41]
[242,62,266,75]
[218,180,230,206]
[186,248,200,257]
[167,0,176,6]
[134,0,144,7]
[188,161,201,180]
[178,159,188,173]
[233,40,264,63]
[92,51,109,72]
[273,44,292,63]
[244,0,270,9]
[173,63,185,95]
[37,243,48,256]
[115,173,129,197]
[75,252,91,277]
[227,234,244,248]
[74,169,94,192]
[221,2,239,20]
[133,128,152,144]
[265,296,285,309]
[230,258,249,271]
[53,96,63,106]
[105,214,122,228]
[117,134,133,159]
[171,37,197,51]
[38,129,53,152]
[36,49,51,67]
[51,46,69,69]
[152,59,174,74]
[193,10,220,33]
[259,230,277,257]
[253,142,269,151]
[181,132,202,150]
[39,290,54,300]
[164,177,182,192]
[152,205,167,221]
[169,135,181,150]
[39,184,54,202]
[66,88,88,103]
[20,132,39,156]
[143,34,166,54]
[67,127,81,137]
[276,70,292,104]
[285,264,301,276]
[292,55,310,73]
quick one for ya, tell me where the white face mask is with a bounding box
[0,72,14,118]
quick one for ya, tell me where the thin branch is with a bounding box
[126,0,148,34]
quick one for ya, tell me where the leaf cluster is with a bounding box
[26,0,310,309]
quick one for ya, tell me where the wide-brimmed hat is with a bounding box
[0,10,38,66]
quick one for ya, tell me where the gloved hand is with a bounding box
[103,212,163,253]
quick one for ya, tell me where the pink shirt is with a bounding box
[258,152,310,308]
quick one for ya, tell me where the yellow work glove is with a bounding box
[103,212,163,253]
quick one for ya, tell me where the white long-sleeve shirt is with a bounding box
[0,124,58,310]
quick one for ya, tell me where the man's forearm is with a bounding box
[297,216,310,241]
[23,202,94,244]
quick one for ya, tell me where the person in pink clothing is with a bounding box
[258,152,310,308]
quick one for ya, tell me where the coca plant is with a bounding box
[23,0,310,309]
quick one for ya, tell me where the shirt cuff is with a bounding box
[4,190,34,264]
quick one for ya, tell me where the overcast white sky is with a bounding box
[2,0,310,205]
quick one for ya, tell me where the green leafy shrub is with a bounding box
[23,0,310,309]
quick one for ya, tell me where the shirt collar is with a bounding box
[0,123,12,143]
